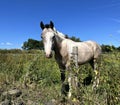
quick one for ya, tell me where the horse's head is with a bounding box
[40,21,55,58]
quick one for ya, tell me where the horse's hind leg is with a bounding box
[89,59,94,69]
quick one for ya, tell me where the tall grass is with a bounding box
[0,50,120,104]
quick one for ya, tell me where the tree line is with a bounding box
[22,36,81,50]
[0,36,120,53]
[21,37,120,53]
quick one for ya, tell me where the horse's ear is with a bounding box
[40,21,45,30]
[50,21,54,29]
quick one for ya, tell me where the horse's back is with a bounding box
[65,39,101,61]
[61,39,101,65]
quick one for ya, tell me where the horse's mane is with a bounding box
[53,28,67,40]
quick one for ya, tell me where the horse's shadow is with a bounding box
[83,74,92,86]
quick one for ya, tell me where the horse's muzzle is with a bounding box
[45,53,52,58]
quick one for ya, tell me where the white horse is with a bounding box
[40,21,101,98]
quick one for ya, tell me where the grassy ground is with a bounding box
[0,50,120,105]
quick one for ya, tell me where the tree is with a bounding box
[22,38,43,50]
[70,36,81,42]
[101,44,117,52]
[117,46,120,51]
[65,35,81,42]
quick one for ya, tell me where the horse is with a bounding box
[40,21,102,98]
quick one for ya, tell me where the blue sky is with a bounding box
[0,0,120,49]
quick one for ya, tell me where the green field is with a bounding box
[0,50,120,105]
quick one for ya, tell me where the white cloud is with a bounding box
[0,42,13,46]
[117,30,120,34]
[21,43,23,47]
[6,42,13,45]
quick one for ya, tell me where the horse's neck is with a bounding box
[54,35,62,51]
[53,34,64,58]
[53,30,67,61]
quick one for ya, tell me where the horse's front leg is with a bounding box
[61,62,77,99]
[66,62,78,98]
[60,69,66,94]
[60,67,69,98]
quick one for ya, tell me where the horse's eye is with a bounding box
[52,36,55,40]
[41,36,43,39]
